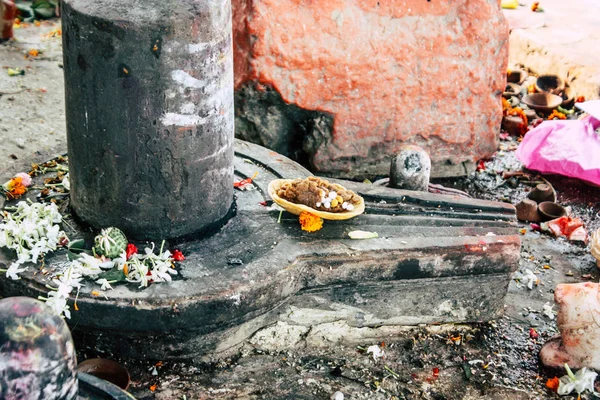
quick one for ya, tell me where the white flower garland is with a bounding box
[0,201,179,318]
[0,201,65,279]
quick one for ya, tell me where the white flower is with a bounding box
[61,173,70,191]
[52,270,82,291]
[45,224,60,248]
[126,257,150,288]
[367,345,385,361]
[331,392,344,400]
[5,262,27,280]
[543,302,556,320]
[0,201,67,269]
[515,269,538,290]
[45,290,71,319]
[95,278,113,291]
[557,364,598,396]
[71,253,114,277]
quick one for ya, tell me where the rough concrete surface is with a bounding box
[504,0,600,100]
[233,0,508,179]
[0,21,66,170]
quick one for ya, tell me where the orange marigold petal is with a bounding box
[299,212,323,232]
[546,376,559,392]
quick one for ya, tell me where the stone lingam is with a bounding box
[0,0,520,360]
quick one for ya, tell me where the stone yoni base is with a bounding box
[0,140,519,360]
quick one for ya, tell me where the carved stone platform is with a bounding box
[0,140,519,360]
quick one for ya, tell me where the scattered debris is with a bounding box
[542,302,555,320]
[348,230,379,240]
[542,216,588,243]
[7,67,24,76]
[330,392,344,400]
[366,344,385,361]
[591,229,600,267]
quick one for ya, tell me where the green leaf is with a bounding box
[33,7,54,19]
[67,239,91,261]
[348,230,379,239]
[15,4,35,21]
[68,239,86,251]
[32,0,53,8]
[98,268,127,282]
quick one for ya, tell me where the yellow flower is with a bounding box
[299,212,323,232]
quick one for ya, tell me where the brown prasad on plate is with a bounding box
[275,177,362,213]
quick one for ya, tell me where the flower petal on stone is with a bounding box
[348,230,378,239]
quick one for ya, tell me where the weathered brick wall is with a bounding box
[232,0,508,179]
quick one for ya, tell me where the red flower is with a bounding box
[125,243,138,260]
[172,249,185,261]
[529,328,539,339]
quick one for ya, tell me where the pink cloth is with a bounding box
[516,116,600,186]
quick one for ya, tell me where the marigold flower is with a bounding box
[547,110,566,120]
[531,2,540,11]
[2,173,32,199]
[299,212,323,232]
[502,97,511,114]
[28,49,39,57]
[508,107,528,130]
[575,96,585,103]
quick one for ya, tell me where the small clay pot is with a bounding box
[527,183,556,203]
[77,358,130,390]
[561,87,575,109]
[538,202,567,221]
[502,115,526,136]
[535,74,565,95]
[516,199,541,222]
[524,108,538,121]
[522,93,563,113]
[507,69,528,85]
[503,83,522,98]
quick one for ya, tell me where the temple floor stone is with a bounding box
[0,140,519,360]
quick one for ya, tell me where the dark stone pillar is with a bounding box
[61,0,234,240]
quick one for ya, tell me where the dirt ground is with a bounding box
[2,21,600,400]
